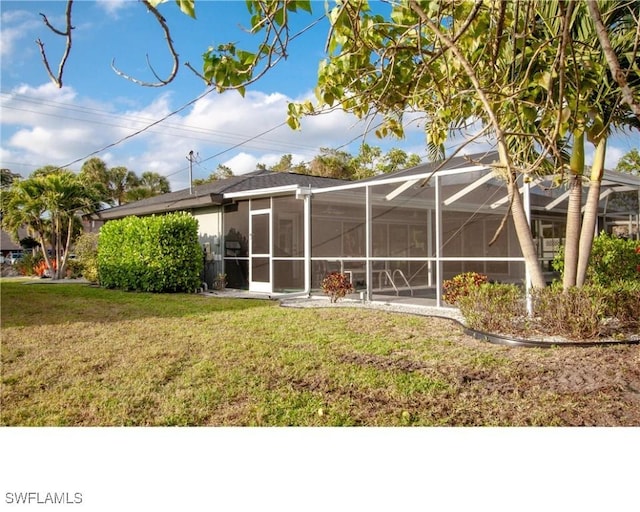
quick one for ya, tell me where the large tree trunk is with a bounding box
[576,137,607,287]
[409,0,546,289]
[54,215,63,280]
[507,172,547,289]
[563,130,585,290]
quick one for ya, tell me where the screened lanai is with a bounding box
[219,154,639,307]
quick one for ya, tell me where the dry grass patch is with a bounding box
[2,280,639,426]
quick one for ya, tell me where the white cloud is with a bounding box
[3,76,634,194]
[0,10,39,60]
[95,0,132,18]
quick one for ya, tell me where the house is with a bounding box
[1,228,28,262]
[91,153,640,306]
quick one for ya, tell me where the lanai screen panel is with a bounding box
[439,172,523,281]
[369,179,435,291]
[311,189,366,289]
[223,200,249,289]
[272,195,305,292]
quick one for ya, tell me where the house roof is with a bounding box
[1,228,27,252]
[360,152,499,182]
[92,170,347,220]
[91,152,639,221]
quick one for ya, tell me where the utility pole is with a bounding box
[187,150,194,195]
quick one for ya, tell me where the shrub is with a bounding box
[531,285,609,340]
[457,283,526,333]
[34,258,57,277]
[442,272,488,305]
[65,259,83,279]
[15,252,43,276]
[600,281,640,330]
[321,272,354,303]
[553,232,640,285]
[74,232,100,283]
[98,212,203,293]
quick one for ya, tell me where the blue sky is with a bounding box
[1,0,638,192]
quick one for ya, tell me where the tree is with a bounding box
[235,0,637,289]
[107,166,140,206]
[38,0,640,289]
[269,154,308,174]
[79,159,171,205]
[192,164,234,186]
[616,149,640,176]
[350,143,382,179]
[126,171,171,201]
[376,148,422,175]
[1,170,100,279]
[79,157,111,204]
[1,169,21,189]
[308,147,355,179]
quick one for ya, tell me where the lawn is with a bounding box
[1,279,639,426]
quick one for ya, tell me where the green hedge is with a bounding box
[98,212,203,293]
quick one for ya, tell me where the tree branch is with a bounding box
[111,0,179,87]
[586,0,640,119]
[36,0,74,88]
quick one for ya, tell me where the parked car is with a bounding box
[7,251,24,265]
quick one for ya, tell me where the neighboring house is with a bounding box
[0,228,27,261]
[90,154,640,306]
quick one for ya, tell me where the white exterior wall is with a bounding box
[193,207,223,288]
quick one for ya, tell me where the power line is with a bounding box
[0,92,323,153]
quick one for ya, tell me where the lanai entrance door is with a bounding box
[249,203,271,293]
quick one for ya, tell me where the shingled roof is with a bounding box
[359,152,499,182]
[92,170,347,220]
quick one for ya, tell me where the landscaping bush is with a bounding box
[553,232,640,285]
[599,281,640,330]
[74,232,99,283]
[15,252,43,277]
[458,282,638,341]
[531,285,608,340]
[65,259,83,279]
[457,283,526,334]
[98,212,203,293]
[321,272,354,303]
[442,272,488,305]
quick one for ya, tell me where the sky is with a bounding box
[1,0,638,193]
[0,0,427,191]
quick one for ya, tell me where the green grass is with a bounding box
[2,278,639,426]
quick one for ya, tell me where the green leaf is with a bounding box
[296,1,313,14]
[175,0,195,18]
[287,115,301,130]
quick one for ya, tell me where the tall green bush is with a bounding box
[553,232,640,285]
[98,212,203,292]
[74,232,99,283]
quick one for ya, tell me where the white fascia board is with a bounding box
[491,178,542,209]
[385,179,421,201]
[223,185,300,199]
[544,189,571,211]
[310,164,491,195]
[444,170,495,205]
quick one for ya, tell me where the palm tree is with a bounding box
[125,171,170,202]
[1,170,100,279]
[108,166,140,206]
